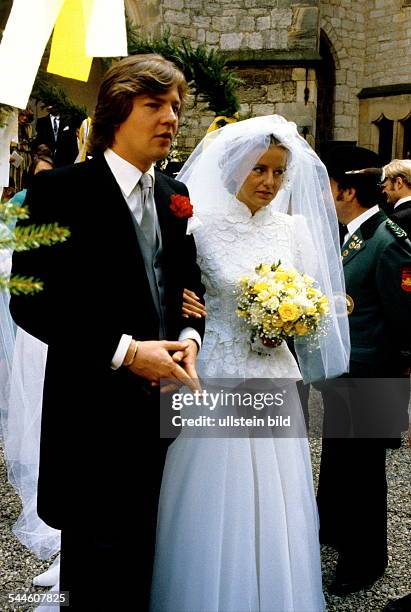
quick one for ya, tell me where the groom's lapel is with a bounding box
[90,154,150,267]
[153,171,180,251]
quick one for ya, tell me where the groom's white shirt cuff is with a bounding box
[111,329,202,370]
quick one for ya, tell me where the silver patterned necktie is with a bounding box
[53,117,58,141]
[139,172,156,253]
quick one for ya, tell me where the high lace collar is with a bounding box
[227,194,276,225]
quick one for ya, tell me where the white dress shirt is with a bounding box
[50,114,60,138]
[394,196,411,210]
[343,205,380,245]
[104,149,201,369]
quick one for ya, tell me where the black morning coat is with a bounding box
[10,154,205,529]
[33,114,79,167]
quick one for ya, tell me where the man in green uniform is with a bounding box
[317,146,411,596]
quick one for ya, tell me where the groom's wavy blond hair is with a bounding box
[89,54,188,154]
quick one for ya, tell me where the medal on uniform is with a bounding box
[345,294,354,315]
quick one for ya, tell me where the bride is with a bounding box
[150,115,350,611]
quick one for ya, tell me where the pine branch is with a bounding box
[0,203,30,222]
[0,274,43,295]
[1,223,71,251]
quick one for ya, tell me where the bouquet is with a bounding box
[236,261,329,351]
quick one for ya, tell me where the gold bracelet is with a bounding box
[123,339,140,367]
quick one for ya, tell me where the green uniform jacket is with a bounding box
[342,209,411,371]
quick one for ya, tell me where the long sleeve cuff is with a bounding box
[111,334,133,370]
[179,327,202,351]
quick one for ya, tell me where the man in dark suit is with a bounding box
[10,54,205,609]
[33,105,79,167]
[382,159,411,237]
[317,146,411,596]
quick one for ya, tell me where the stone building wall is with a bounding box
[359,0,411,157]
[158,0,321,153]
[319,0,367,142]
[364,0,411,87]
[177,66,317,155]
[161,0,318,52]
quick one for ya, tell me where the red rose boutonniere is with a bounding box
[169,194,193,219]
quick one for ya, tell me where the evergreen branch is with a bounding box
[0,274,43,295]
[2,224,71,251]
[0,203,29,222]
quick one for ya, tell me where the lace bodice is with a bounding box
[194,197,306,379]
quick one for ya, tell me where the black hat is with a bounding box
[324,146,384,207]
[324,145,382,181]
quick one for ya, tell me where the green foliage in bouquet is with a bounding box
[0,203,70,294]
[126,27,242,117]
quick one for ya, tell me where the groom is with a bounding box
[10,55,205,609]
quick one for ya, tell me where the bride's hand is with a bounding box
[182,289,207,319]
[164,339,201,393]
[126,340,199,392]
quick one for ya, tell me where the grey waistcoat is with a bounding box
[129,210,167,339]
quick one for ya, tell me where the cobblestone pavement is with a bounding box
[0,390,410,611]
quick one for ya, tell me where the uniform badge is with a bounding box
[345,294,354,315]
[401,267,411,292]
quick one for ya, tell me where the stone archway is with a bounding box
[315,30,336,156]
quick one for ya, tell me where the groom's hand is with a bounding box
[172,339,199,379]
[125,340,199,392]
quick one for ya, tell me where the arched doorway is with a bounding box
[316,31,336,157]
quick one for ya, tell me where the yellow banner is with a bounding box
[47,0,95,82]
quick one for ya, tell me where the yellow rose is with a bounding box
[306,287,319,298]
[305,305,317,316]
[295,321,310,336]
[274,270,289,282]
[257,290,271,303]
[278,303,300,322]
[318,295,329,314]
[266,297,280,311]
[283,322,294,334]
[257,263,271,276]
[254,281,269,293]
[271,315,284,328]
[303,274,315,285]
[286,286,297,298]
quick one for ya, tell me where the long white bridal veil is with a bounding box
[178,114,350,382]
[0,240,60,559]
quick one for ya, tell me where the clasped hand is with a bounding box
[126,339,200,392]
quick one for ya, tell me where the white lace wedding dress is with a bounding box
[150,200,325,612]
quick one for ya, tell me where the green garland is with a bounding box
[127,28,242,117]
